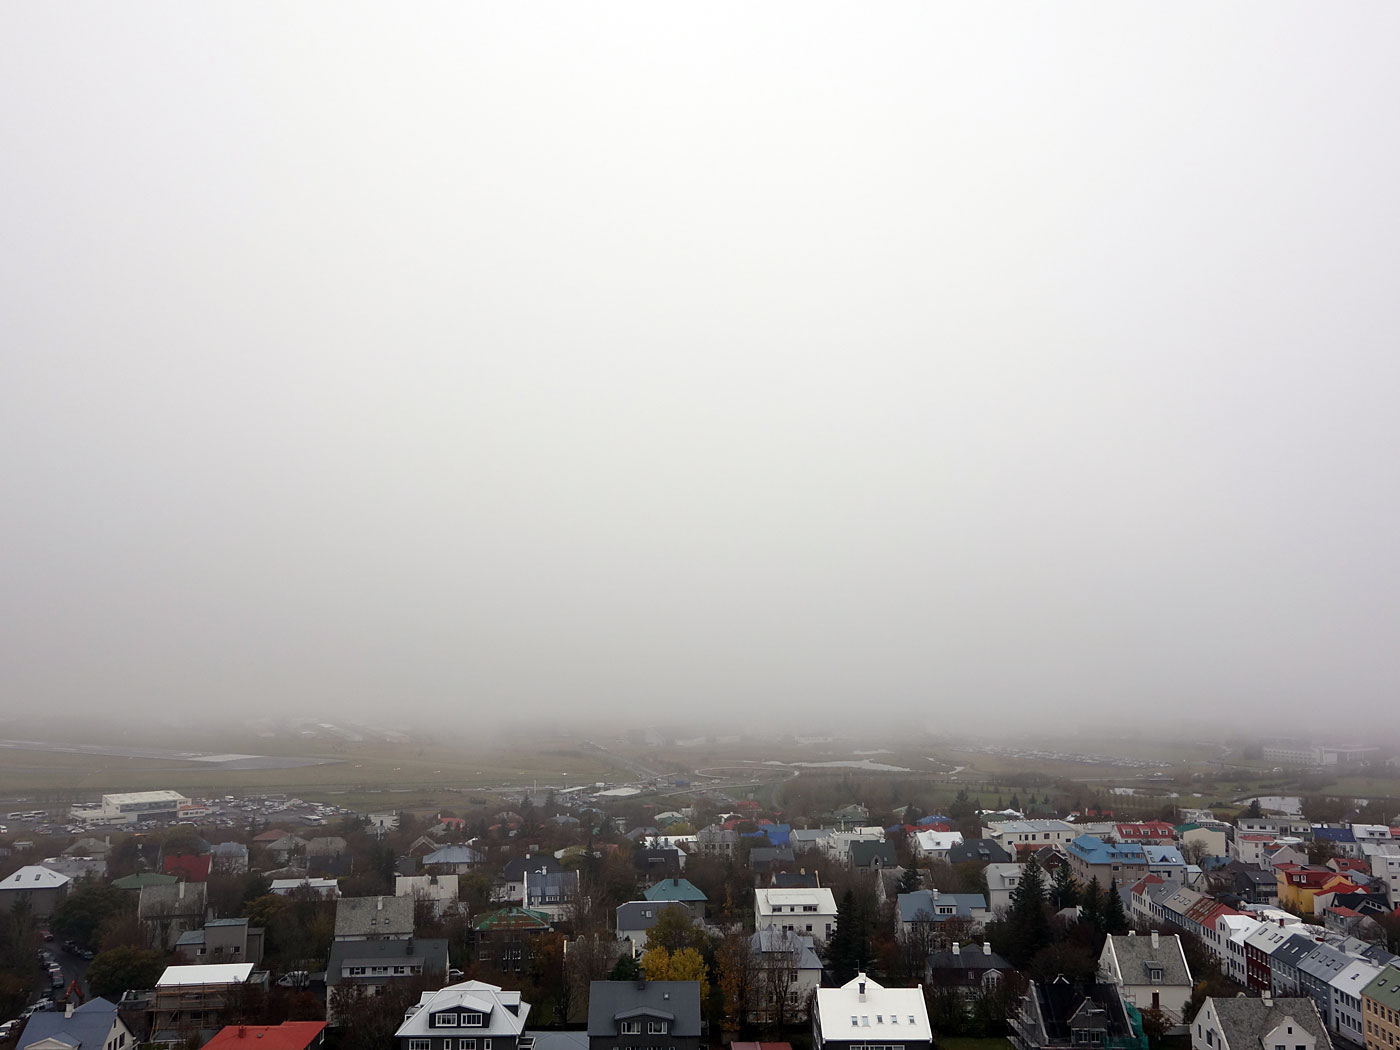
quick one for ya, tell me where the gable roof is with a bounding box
[474,907,551,932]
[1202,996,1331,1050]
[19,997,119,1050]
[335,895,414,938]
[814,973,931,1043]
[1100,933,1191,989]
[587,981,701,1038]
[325,937,449,984]
[502,855,563,881]
[850,841,896,867]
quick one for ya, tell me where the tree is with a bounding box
[648,904,710,954]
[716,933,759,1032]
[1005,857,1050,967]
[51,884,134,947]
[609,952,640,981]
[825,889,872,984]
[640,946,709,1000]
[1052,862,1078,910]
[87,946,168,998]
[1104,878,1129,935]
[897,865,923,895]
[1244,799,1263,820]
[1079,879,1102,933]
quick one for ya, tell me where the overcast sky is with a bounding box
[3,4,1398,735]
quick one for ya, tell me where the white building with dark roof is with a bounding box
[394,980,530,1050]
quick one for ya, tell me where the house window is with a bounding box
[436,1015,457,1027]
[620,1022,641,1035]
[648,1023,667,1035]
[410,1042,430,1050]
[461,1013,483,1027]
[460,1041,476,1050]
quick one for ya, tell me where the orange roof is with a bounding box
[204,1023,326,1050]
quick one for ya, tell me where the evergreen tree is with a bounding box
[1104,878,1129,934]
[1079,878,1102,932]
[1005,857,1050,967]
[825,889,870,984]
[897,865,923,895]
[1245,798,1263,819]
[1052,861,1078,910]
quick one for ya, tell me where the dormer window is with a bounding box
[436,1015,458,1027]
[460,1013,483,1027]
[647,1022,667,1035]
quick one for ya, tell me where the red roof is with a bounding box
[163,854,211,882]
[204,1022,326,1050]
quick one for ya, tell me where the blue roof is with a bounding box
[1312,827,1356,843]
[1143,845,1186,864]
[918,815,953,825]
[1067,835,1147,865]
[21,997,119,1050]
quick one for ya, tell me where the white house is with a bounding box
[812,973,932,1050]
[1098,931,1193,1021]
[911,831,964,861]
[1191,996,1332,1050]
[755,887,838,944]
[395,875,459,917]
[985,863,1024,915]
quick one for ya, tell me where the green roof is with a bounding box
[113,872,178,890]
[474,906,551,932]
[643,878,707,903]
[1363,965,1400,1010]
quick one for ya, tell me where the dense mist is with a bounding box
[3,5,1399,733]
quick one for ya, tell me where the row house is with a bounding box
[1115,822,1177,846]
[1244,923,1293,992]
[1362,963,1400,1050]
[981,820,1078,849]
[1273,933,1327,998]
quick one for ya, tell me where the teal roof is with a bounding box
[643,878,707,903]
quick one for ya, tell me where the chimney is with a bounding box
[1262,993,1273,1007]
[65,1002,74,1019]
[377,897,383,911]
[858,976,867,1001]
[984,942,992,956]
[1151,930,1159,949]
[952,942,960,956]
[178,882,185,900]
[238,1027,247,1039]
[673,877,679,886]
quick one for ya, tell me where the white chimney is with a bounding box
[377,896,383,911]
[952,942,960,956]
[858,975,867,1001]
[984,942,992,956]
[65,1002,74,1019]
[1151,930,1159,949]
[178,882,185,900]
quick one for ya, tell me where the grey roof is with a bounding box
[138,881,206,916]
[325,937,449,986]
[1204,996,1332,1050]
[211,842,249,857]
[1101,933,1191,988]
[850,841,896,867]
[525,1032,589,1050]
[928,943,1012,972]
[897,889,987,922]
[749,928,823,970]
[947,838,1015,864]
[334,895,414,938]
[1298,944,1353,986]
[615,900,680,930]
[423,845,485,865]
[772,871,820,888]
[587,981,701,1038]
[748,846,795,866]
[502,855,563,881]
[21,997,119,1050]
[1272,933,1324,972]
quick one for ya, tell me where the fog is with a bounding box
[3,5,1398,735]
